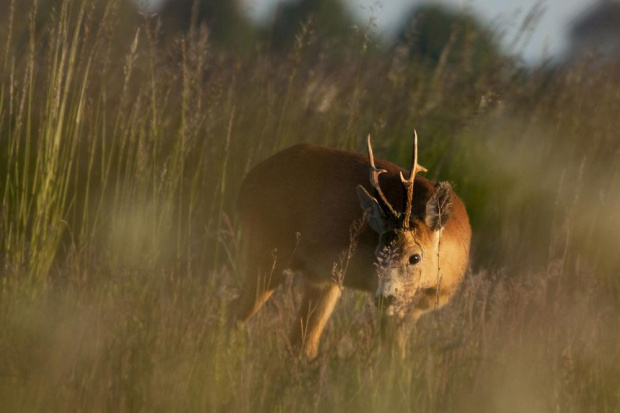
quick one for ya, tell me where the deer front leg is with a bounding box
[290,281,341,359]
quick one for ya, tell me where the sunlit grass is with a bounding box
[0,0,619,411]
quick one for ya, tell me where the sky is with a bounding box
[241,0,597,63]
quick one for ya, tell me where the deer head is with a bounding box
[356,132,454,318]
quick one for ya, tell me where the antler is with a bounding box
[366,134,400,220]
[399,130,428,229]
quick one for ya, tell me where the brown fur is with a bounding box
[235,143,471,358]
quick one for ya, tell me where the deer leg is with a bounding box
[233,250,286,323]
[290,281,341,359]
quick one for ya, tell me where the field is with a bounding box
[1,1,619,411]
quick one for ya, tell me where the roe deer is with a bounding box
[234,133,471,358]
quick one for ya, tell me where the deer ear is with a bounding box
[425,182,454,231]
[356,185,389,233]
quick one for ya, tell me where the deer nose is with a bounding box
[374,294,397,309]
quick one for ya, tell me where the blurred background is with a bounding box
[135,0,615,63]
[0,0,619,411]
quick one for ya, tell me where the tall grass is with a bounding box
[1,0,619,411]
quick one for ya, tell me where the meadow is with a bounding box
[0,0,619,411]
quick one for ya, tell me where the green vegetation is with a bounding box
[268,0,355,52]
[394,4,501,70]
[158,0,257,51]
[0,0,619,411]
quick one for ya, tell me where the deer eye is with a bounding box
[409,254,421,265]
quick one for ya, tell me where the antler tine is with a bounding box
[399,130,427,228]
[366,134,400,219]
